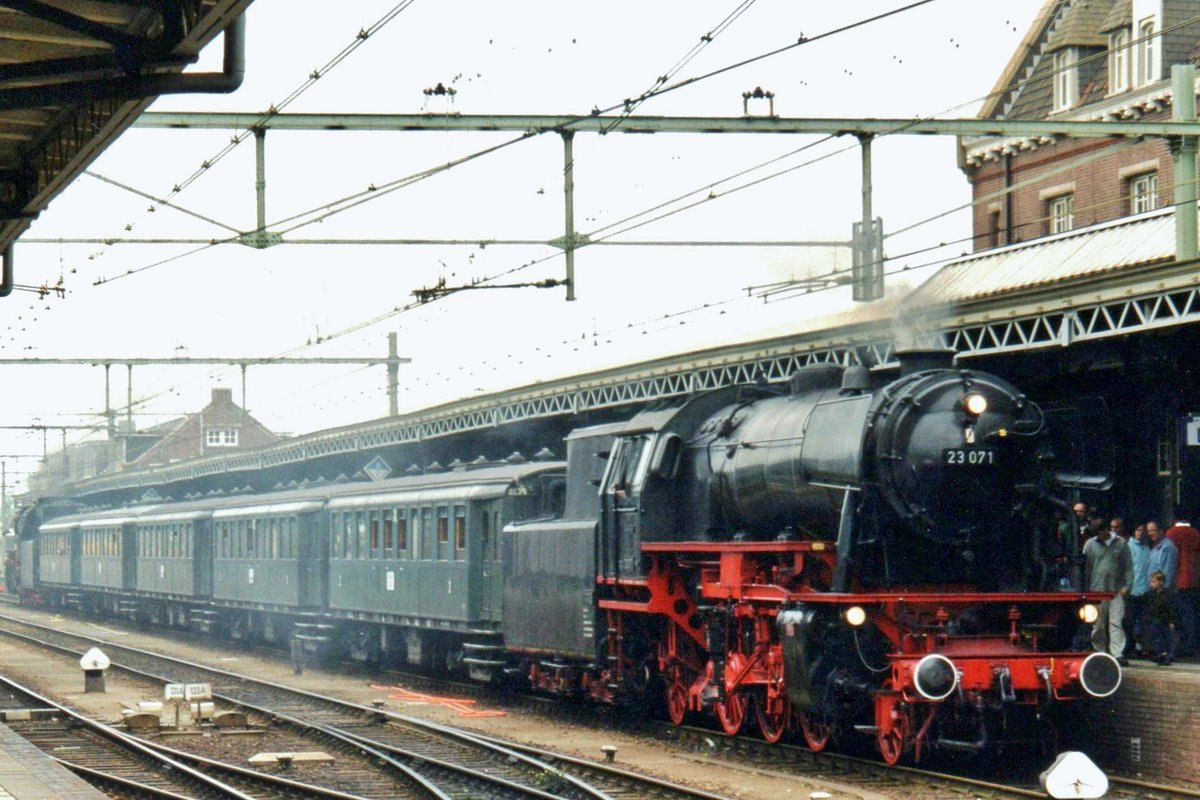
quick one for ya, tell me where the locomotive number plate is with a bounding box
[942,447,997,466]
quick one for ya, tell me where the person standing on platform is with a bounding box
[1147,522,1180,598]
[1146,569,1178,666]
[1164,518,1199,657]
[1125,522,1152,658]
[1082,517,1133,665]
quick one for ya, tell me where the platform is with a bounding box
[0,721,108,799]
[1080,656,1200,785]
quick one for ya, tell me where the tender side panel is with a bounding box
[503,519,597,658]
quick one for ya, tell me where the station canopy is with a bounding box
[0,1,252,260]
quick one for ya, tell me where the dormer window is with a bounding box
[1136,18,1157,86]
[1053,49,1078,111]
[206,428,239,447]
[1108,30,1130,94]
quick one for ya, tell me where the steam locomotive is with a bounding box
[14,350,1119,764]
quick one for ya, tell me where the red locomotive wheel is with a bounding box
[716,691,747,736]
[798,711,832,752]
[876,680,911,766]
[667,678,688,725]
[753,692,790,744]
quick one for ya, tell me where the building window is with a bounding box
[206,428,239,446]
[988,209,1004,248]
[1128,172,1158,214]
[1109,30,1129,94]
[1048,194,1074,234]
[1053,49,1078,111]
[1137,19,1156,86]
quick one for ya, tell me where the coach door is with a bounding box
[479,501,502,621]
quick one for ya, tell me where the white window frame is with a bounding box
[1137,19,1157,86]
[1053,49,1078,111]
[1129,172,1158,214]
[206,428,239,447]
[1108,30,1130,94]
[1049,194,1074,234]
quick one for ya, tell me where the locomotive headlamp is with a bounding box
[912,653,959,701]
[845,606,867,627]
[1078,604,1100,624]
[963,392,988,416]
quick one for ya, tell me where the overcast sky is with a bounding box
[0,0,1046,492]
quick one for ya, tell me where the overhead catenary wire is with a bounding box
[80,0,421,275]
[111,6,1166,357]
[84,1,942,287]
[19,5,1179,459]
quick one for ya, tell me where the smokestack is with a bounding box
[895,348,956,376]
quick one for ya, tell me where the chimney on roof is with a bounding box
[212,387,234,406]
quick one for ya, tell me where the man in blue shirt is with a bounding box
[1147,521,1180,592]
[1125,523,1152,658]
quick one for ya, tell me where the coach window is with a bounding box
[345,513,356,559]
[382,510,394,557]
[410,508,421,559]
[422,507,434,560]
[396,511,409,557]
[356,512,367,560]
[436,506,449,559]
[370,511,381,557]
[454,506,466,559]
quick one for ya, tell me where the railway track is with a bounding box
[0,671,396,799]
[3,605,1197,800]
[0,609,729,800]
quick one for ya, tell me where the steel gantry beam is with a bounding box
[81,112,1192,302]
[2,333,411,437]
[131,112,1200,138]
